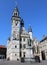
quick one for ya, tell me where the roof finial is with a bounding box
[13,1,19,16]
[14,0,19,12]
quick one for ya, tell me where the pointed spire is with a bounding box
[20,19,24,27]
[13,5,19,16]
[14,5,19,12]
[14,1,19,12]
[28,25,32,32]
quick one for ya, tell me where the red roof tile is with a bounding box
[0,45,6,48]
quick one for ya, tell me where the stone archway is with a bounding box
[35,56,40,62]
[41,51,46,60]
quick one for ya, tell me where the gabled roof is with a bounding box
[40,37,47,43]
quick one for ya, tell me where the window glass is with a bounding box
[15,46,17,48]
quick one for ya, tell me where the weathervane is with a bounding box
[15,0,18,6]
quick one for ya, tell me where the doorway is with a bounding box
[41,51,46,60]
[35,56,40,62]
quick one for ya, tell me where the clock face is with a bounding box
[15,21,18,26]
[13,20,20,27]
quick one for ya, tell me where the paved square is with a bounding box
[0,60,47,65]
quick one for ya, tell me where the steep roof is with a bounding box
[40,37,47,43]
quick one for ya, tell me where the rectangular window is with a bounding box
[23,44,26,48]
[15,45,17,48]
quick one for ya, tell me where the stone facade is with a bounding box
[7,6,47,62]
[7,6,35,61]
[39,36,47,60]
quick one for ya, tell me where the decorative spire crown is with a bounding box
[28,25,32,32]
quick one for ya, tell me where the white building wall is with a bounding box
[7,6,34,61]
[29,32,32,39]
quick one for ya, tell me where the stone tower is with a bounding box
[11,6,21,40]
[7,6,21,60]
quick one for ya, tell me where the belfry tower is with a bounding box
[11,6,21,40]
[7,6,21,60]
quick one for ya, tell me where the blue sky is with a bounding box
[0,0,47,46]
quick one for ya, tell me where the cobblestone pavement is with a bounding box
[0,60,47,65]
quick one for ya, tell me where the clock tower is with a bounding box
[11,6,21,40]
[7,6,35,61]
[7,6,21,60]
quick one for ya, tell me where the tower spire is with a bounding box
[13,1,19,17]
